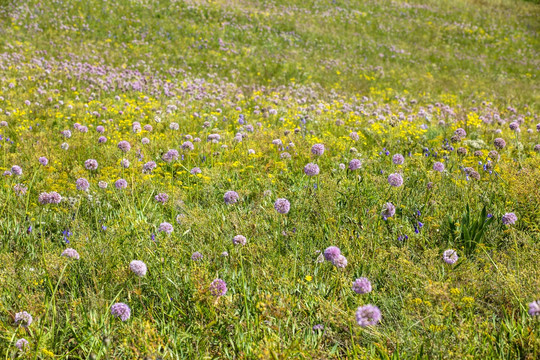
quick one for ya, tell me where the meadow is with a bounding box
[0,0,539,358]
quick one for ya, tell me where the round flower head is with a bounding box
[457,147,467,156]
[494,138,506,149]
[182,141,194,151]
[96,125,105,133]
[443,249,458,264]
[76,178,90,191]
[191,251,203,261]
[98,181,108,189]
[233,235,247,246]
[323,246,341,262]
[39,157,49,166]
[98,136,107,143]
[304,163,320,176]
[392,154,404,165]
[129,260,147,277]
[143,161,157,173]
[509,122,519,131]
[332,255,348,268]
[38,192,50,204]
[11,165,22,176]
[121,159,130,168]
[352,277,372,295]
[190,167,201,175]
[15,338,29,351]
[115,179,128,189]
[349,132,359,141]
[529,301,540,316]
[13,184,27,196]
[141,137,150,144]
[117,140,131,152]
[534,144,540,152]
[312,324,324,331]
[14,311,33,327]
[61,248,80,259]
[454,128,467,138]
[502,212,517,225]
[274,198,290,214]
[209,279,228,297]
[355,304,381,327]
[48,192,62,204]
[381,202,396,219]
[433,162,445,172]
[111,303,131,321]
[162,149,179,163]
[61,142,69,150]
[388,173,403,187]
[488,150,499,161]
[62,129,72,138]
[84,159,98,170]
[311,143,325,156]
[155,193,169,204]
[158,222,173,234]
[221,251,229,257]
[349,159,362,171]
[280,152,291,159]
[224,191,239,205]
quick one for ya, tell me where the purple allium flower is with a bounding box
[274,198,290,214]
[13,184,27,196]
[111,303,131,321]
[529,301,540,316]
[381,202,396,219]
[190,167,201,175]
[162,149,179,163]
[349,159,362,170]
[121,159,130,168]
[15,338,29,351]
[191,251,203,261]
[155,193,169,204]
[85,159,98,170]
[355,305,381,327]
[143,124,153,132]
[3,171,12,176]
[221,251,229,257]
[129,260,147,277]
[224,191,239,205]
[61,248,80,259]
[209,279,228,296]
[339,163,346,170]
[457,147,467,156]
[141,137,150,144]
[304,163,320,176]
[115,179,128,189]
[182,141,194,151]
[61,142,69,150]
[311,143,325,156]
[502,212,517,225]
[443,249,458,264]
[387,173,403,187]
[39,157,49,166]
[48,192,62,204]
[117,140,131,152]
[248,149,256,155]
[392,154,404,165]
[233,235,247,246]
[454,128,467,138]
[433,162,445,172]
[534,144,540,152]
[509,122,519,131]
[14,311,33,327]
[98,181,108,189]
[312,324,324,331]
[494,138,506,149]
[143,161,157,173]
[280,152,291,159]
[11,166,22,176]
[79,126,88,133]
[76,178,90,191]
[38,193,50,204]
[352,277,372,294]
[158,222,173,234]
[62,129,72,138]
[98,136,107,143]
[170,122,179,130]
[349,132,359,141]
[332,255,348,268]
[323,246,341,262]
[96,125,105,133]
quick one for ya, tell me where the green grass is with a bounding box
[0,0,539,358]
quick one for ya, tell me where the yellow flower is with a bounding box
[305,275,312,282]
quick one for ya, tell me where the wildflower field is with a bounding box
[1,0,540,358]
